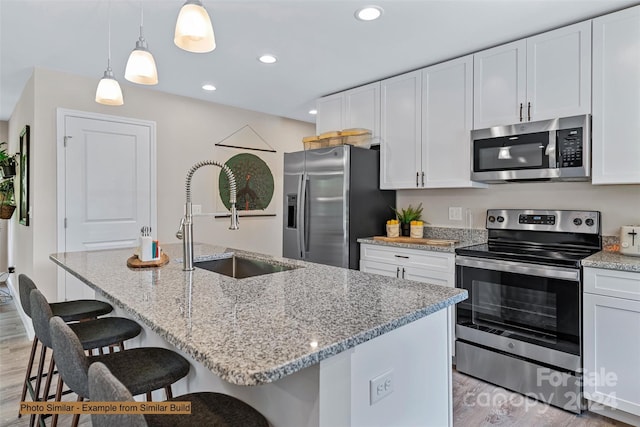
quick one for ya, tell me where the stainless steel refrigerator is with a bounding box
[283,145,395,269]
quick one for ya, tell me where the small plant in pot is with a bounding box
[0,178,16,220]
[0,142,16,178]
[392,203,424,236]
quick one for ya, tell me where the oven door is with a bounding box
[455,256,581,371]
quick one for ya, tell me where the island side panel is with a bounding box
[319,308,452,427]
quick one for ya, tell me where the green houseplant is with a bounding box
[0,142,16,178]
[392,203,424,236]
[0,177,16,219]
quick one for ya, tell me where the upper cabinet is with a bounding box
[380,56,486,190]
[592,6,640,185]
[380,70,422,189]
[473,21,591,129]
[315,82,381,140]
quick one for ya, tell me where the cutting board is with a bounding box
[127,252,170,268]
[373,236,458,245]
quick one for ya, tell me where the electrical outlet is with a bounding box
[449,207,462,221]
[369,370,394,405]
[192,204,202,215]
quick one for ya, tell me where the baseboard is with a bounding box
[588,402,640,426]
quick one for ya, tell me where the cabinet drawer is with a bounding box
[584,267,640,301]
[360,244,454,273]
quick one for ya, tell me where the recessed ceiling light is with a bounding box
[308,109,318,115]
[202,84,216,91]
[258,54,277,64]
[355,6,383,21]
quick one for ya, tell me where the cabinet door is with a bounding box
[344,82,380,142]
[592,6,640,184]
[526,21,591,122]
[583,293,640,416]
[316,93,344,134]
[422,55,484,188]
[360,259,401,278]
[380,70,422,189]
[473,40,526,129]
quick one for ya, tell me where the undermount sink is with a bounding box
[195,255,296,279]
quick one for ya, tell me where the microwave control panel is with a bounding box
[557,128,583,168]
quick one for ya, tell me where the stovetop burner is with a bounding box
[456,209,602,268]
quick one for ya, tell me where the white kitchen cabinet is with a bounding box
[360,243,456,355]
[592,5,640,185]
[380,70,422,189]
[422,55,484,188]
[583,267,640,417]
[315,92,343,134]
[316,82,381,140]
[380,57,484,189]
[473,21,591,129]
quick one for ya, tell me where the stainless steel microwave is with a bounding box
[471,114,590,183]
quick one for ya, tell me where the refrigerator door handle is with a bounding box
[303,176,311,253]
[296,173,305,258]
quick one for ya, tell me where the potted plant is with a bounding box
[0,177,15,219]
[393,203,424,236]
[0,142,16,178]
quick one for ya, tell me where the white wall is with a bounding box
[397,181,640,236]
[0,120,8,272]
[9,67,313,303]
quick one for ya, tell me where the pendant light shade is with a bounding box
[96,2,124,106]
[96,68,124,106]
[174,0,216,53]
[125,4,158,85]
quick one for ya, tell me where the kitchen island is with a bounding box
[50,243,467,427]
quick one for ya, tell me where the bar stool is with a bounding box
[50,316,191,427]
[29,289,142,427]
[17,274,114,419]
[89,362,269,427]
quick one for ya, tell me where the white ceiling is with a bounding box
[1,0,638,123]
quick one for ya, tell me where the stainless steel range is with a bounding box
[455,209,601,413]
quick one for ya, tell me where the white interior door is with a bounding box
[57,109,156,300]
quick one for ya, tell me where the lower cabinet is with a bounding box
[360,243,456,355]
[583,267,640,417]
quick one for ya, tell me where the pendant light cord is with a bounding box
[139,1,144,38]
[107,0,112,70]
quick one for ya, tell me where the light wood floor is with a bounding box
[0,284,633,427]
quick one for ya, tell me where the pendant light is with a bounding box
[174,0,216,53]
[96,2,124,106]
[125,2,158,85]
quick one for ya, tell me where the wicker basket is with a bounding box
[0,204,16,220]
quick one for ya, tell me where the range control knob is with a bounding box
[497,216,505,223]
[488,216,496,223]
[585,218,594,227]
[573,218,583,226]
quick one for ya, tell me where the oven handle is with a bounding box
[455,256,580,281]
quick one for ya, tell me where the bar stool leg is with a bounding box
[30,346,48,427]
[165,385,173,399]
[71,395,83,427]
[18,337,39,417]
[146,391,152,401]
[50,376,64,427]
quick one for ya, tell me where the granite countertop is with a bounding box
[50,243,467,387]
[582,250,640,273]
[358,226,486,253]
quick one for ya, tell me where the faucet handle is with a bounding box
[176,217,185,239]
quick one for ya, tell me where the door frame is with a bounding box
[55,108,157,300]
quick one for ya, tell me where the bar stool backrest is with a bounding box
[29,289,55,348]
[18,274,37,318]
[88,362,147,427]
[49,316,91,397]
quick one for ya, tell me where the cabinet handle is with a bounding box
[527,102,531,121]
[394,254,409,259]
[396,266,400,278]
[519,103,523,122]
[402,267,406,279]
[416,172,419,187]
[421,171,425,187]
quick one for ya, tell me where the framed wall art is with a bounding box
[19,125,30,226]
